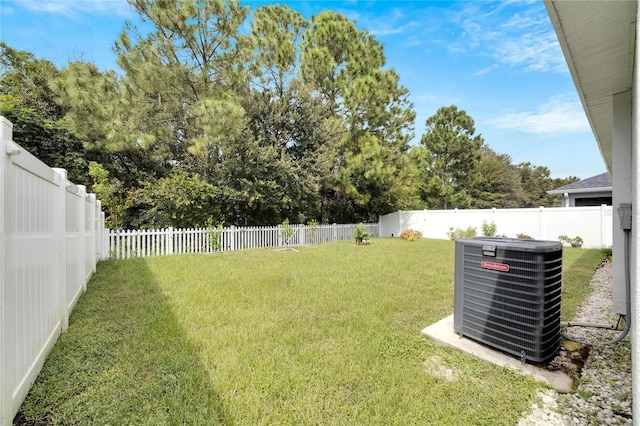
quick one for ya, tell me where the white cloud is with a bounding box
[16,0,133,18]
[473,64,498,76]
[405,35,422,47]
[346,7,419,38]
[448,1,567,73]
[371,20,419,37]
[489,94,591,134]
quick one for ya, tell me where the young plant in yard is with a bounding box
[481,220,497,237]
[558,234,584,248]
[353,222,370,245]
[400,228,422,242]
[280,219,295,244]
[206,220,224,251]
[307,219,319,237]
[447,226,477,240]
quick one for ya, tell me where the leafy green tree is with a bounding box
[247,4,307,96]
[89,162,126,229]
[216,5,336,225]
[117,0,249,174]
[471,146,524,208]
[517,162,577,207]
[51,0,251,227]
[54,0,249,174]
[0,42,64,120]
[414,105,484,209]
[0,95,89,185]
[126,170,218,229]
[223,81,338,225]
[300,11,416,221]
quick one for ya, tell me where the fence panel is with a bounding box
[65,183,85,315]
[1,122,64,426]
[0,117,106,425]
[108,223,380,259]
[380,207,613,248]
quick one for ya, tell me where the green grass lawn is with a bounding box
[18,239,606,425]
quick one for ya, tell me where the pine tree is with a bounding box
[414,105,484,209]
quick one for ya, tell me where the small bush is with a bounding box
[307,219,319,237]
[516,233,532,240]
[558,234,583,247]
[481,220,497,237]
[206,220,224,251]
[354,223,371,245]
[400,228,422,242]
[280,219,295,244]
[447,226,477,240]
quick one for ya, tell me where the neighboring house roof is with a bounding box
[548,172,612,195]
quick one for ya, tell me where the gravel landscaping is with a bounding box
[520,262,632,425]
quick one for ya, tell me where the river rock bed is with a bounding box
[519,263,632,425]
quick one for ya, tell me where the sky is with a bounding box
[0,0,607,179]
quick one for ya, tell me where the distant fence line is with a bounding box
[379,205,613,248]
[108,223,380,260]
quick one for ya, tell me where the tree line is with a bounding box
[0,0,577,229]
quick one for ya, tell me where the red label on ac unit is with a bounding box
[481,261,510,272]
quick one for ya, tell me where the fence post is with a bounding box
[77,186,87,283]
[114,229,120,260]
[0,117,12,425]
[601,204,608,247]
[96,201,104,260]
[52,169,69,331]
[95,199,102,262]
[87,193,97,277]
[167,227,174,255]
[538,206,545,240]
[230,226,236,251]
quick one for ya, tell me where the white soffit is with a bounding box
[544,0,636,171]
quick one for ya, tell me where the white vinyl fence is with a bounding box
[109,223,379,259]
[0,117,106,426]
[379,206,613,248]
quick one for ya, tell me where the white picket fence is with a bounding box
[109,223,379,259]
[0,117,107,425]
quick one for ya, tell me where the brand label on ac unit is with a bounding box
[481,261,510,272]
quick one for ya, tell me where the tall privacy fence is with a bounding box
[379,205,613,248]
[109,223,379,259]
[0,117,106,425]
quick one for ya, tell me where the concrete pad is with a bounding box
[421,315,573,393]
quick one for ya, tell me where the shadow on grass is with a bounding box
[15,258,230,425]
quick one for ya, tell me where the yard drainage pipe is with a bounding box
[560,229,631,347]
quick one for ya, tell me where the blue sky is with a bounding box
[1,0,606,179]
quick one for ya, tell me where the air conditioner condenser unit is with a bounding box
[453,237,563,364]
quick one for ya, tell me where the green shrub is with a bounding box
[280,219,295,244]
[516,233,532,240]
[481,220,497,237]
[558,234,583,247]
[447,226,477,240]
[206,220,224,251]
[399,228,422,242]
[307,219,319,237]
[354,223,370,245]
